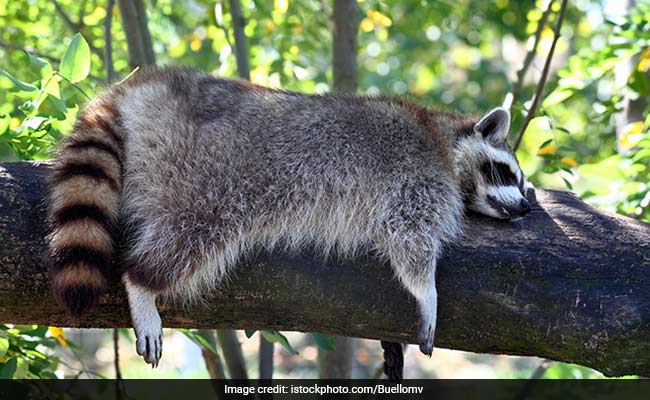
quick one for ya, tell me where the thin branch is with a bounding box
[0,41,58,62]
[214,1,234,50]
[50,0,107,62]
[105,0,116,83]
[113,329,125,400]
[0,41,107,84]
[516,360,554,400]
[513,0,569,151]
[113,329,122,379]
[51,0,80,31]
[511,1,555,103]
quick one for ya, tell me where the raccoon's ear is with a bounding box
[474,107,510,145]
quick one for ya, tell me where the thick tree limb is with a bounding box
[0,162,649,377]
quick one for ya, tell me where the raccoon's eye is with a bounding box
[481,162,518,186]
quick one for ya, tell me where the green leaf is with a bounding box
[0,69,37,92]
[0,338,8,358]
[260,331,298,355]
[244,330,256,338]
[542,89,573,108]
[24,51,53,80]
[178,329,218,354]
[0,358,17,379]
[538,139,553,149]
[562,177,574,190]
[312,333,335,351]
[60,33,91,83]
[0,114,9,134]
[40,95,68,120]
[13,358,28,379]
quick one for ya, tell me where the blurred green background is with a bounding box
[0,0,648,380]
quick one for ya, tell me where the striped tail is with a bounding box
[47,95,124,317]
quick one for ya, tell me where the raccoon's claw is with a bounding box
[417,323,434,357]
[136,330,163,367]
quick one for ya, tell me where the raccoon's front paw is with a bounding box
[417,321,434,357]
[134,318,163,367]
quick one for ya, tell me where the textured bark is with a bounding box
[0,162,649,377]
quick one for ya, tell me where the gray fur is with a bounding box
[70,67,528,365]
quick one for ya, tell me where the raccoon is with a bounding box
[47,67,529,369]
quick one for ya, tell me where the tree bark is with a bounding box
[0,162,649,377]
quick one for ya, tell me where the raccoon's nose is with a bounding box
[517,198,531,217]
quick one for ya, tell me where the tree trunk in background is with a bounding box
[332,0,358,92]
[199,329,226,380]
[615,1,646,155]
[117,0,155,68]
[319,0,359,379]
[216,330,249,379]
[228,0,250,80]
[259,338,274,379]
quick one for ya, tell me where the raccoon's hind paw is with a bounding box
[417,322,434,357]
[135,327,163,367]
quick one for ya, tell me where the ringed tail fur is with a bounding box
[47,93,124,317]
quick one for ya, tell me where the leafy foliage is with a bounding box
[0,325,60,379]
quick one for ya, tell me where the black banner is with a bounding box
[1,379,648,400]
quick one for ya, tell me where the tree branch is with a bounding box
[0,41,106,84]
[514,0,569,151]
[0,161,649,377]
[511,1,555,104]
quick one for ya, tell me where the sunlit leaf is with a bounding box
[0,338,8,358]
[537,145,557,155]
[60,33,91,83]
[274,0,288,14]
[560,156,578,168]
[637,47,650,72]
[620,121,645,150]
[542,89,573,108]
[47,327,67,347]
[0,69,37,92]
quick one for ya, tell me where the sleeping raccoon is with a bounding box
[47,67,529,372]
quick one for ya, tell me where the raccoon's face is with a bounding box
[457,107,530,221]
